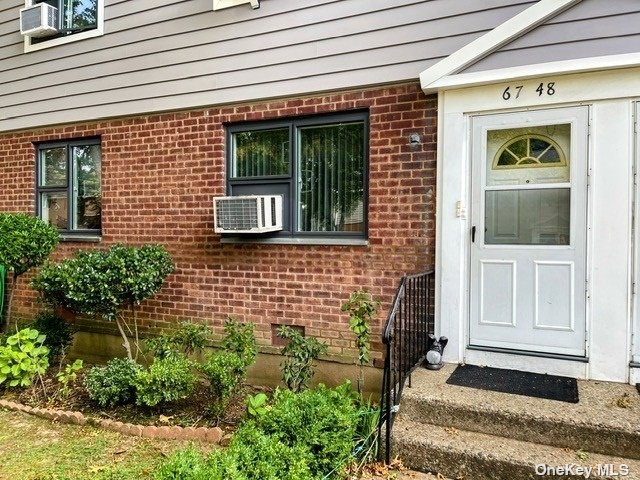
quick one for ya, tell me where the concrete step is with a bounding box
[400,365,640,459]
[392,418,640,480]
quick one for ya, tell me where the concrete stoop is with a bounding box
[391,364,640,480]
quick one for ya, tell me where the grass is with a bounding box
[0,409,213,480]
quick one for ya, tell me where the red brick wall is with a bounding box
[0,82,436,362]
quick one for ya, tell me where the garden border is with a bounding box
[0,398,223,443]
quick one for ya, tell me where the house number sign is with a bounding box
[501,82,556,101]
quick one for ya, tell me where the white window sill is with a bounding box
[220,237,368,247]
[60,235,102,243]
[24,27,103,53]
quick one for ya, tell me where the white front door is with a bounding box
[469,107,589,358]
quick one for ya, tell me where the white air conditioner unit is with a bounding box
[214,195,283,234]
[20,3,59,38]
[213,0,259,11]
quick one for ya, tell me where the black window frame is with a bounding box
[226,111,370,241]
[35,137,102,238]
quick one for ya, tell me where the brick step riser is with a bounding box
[400,397,640,460]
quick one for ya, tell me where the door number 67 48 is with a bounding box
[502,82,556,100]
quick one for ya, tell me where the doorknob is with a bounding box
[471,226,476,243]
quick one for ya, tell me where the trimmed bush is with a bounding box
[134,354,197,407]
[85,358,142,407]
[32,243,174,359]
[155,382,376,480]
[0,213,59,328]
[201,351,247,416]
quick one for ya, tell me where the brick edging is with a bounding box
[0,398,223,443]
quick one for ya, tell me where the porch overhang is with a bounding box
[419,0,582,94]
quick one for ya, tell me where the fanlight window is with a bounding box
[493,134,566,170]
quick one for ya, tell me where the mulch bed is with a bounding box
[0,366,270,435]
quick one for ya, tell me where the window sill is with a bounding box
[24,27,103,53]
[220,236,368,247]
[60,235,102,243]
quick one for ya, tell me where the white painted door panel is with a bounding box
[470,107,588,357]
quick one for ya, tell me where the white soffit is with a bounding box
[419,0,581,93]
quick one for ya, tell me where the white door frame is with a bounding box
[631,101,640,383]
[435,66,638,382]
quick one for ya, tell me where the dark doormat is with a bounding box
[446,365,579,403]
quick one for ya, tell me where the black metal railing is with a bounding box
[378,270,435,464]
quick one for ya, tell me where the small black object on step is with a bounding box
[424,335,448,370]
[446,364,579,403]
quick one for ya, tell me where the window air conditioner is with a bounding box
[213,195,283,234]
[20,3,59,38]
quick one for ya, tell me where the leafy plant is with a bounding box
[32,244,174,360]
[254,382,361,476]
[246,392,268,419]
[0,328,49,388]
[201,351,247,417]
[341,289,380,393]
[145,321,212,359]
[156,382,370,480]
[134,354,196,407]
[221,318,256,368]
[56,359,83,398]
[85,357,143,407]
[277,325,328,393]
[0,213,59,330]
[29,311,74,359]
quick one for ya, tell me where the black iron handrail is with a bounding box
[378,270,435,464]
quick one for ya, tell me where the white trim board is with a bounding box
[419,0,581,92]
[425,53,640,94]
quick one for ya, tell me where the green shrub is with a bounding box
[277,325,328,392]
[56,359,83,398]
[246,392,268,419]
[0,213,59,328]
[153,446,211,480]
[85,358,143,407]
[155,426,314,480]
[29,311,73,359]
[156,383,370,480]
[134,354,196,407]
[201,351,246,416]
[341,289,379,393]
[221,318,256,367]
[32,244,174,360]
[210,423,314,480]
[0,328,49,388]
[254,383,360,476]
[146,321,212,359]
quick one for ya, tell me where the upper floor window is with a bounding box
[25,0,103,52]
[227,112,368,241]
[36,139,102,237]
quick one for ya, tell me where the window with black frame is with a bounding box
[36,139,102,236]
[31,0,98,44]
[227,112,368,240]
